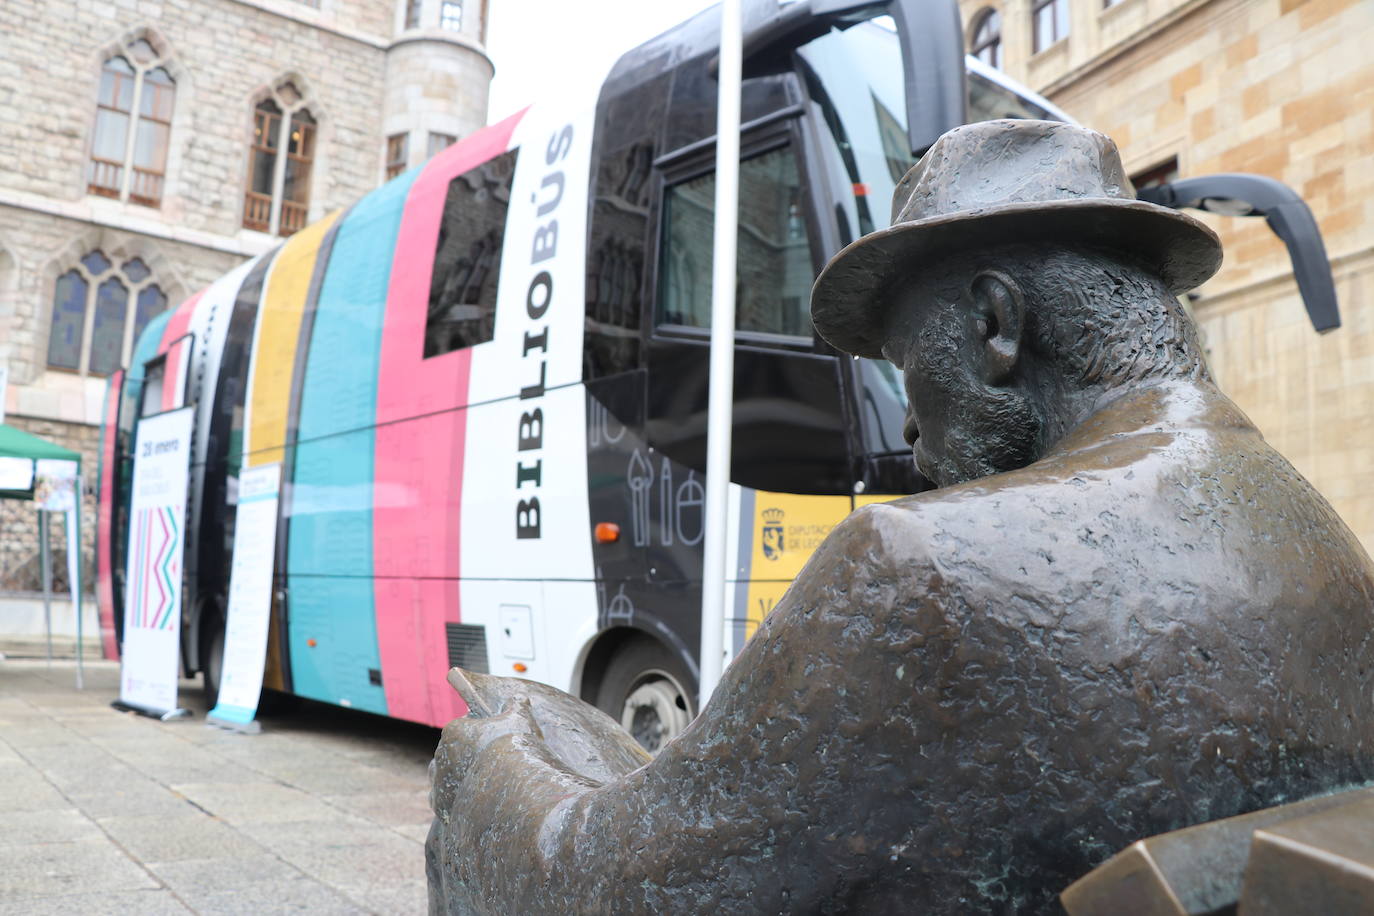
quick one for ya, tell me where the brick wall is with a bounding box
[958,0,1374,552]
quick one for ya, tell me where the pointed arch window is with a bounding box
[48,251,168,376]
[971,9,1002,70]
[243,81,316,237]
[89,38,176,207]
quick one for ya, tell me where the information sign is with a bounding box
[116,407,193,719]
[207,463,281,732]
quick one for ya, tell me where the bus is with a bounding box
[95,0,1333,751]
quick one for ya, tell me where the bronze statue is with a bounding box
[427,120,1374,913]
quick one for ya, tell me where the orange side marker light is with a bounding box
[595,522,620,544]
[307,638,317,647]
[512,663,528,673]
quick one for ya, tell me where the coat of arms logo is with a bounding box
[761,508,785,561]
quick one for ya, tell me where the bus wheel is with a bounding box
[201,615,226,708]
[595,639,695,755]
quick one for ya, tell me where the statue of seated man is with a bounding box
[427,120,1374,913]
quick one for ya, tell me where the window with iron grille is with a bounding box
[48,251,167,376]
[242,80,316,237]
[88,37,176,208]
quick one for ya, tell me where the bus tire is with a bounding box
[201,613,226,708]
[595,637,696,755]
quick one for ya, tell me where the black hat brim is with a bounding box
[810,197,1222,359]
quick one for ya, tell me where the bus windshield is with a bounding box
[797,17,1065,458]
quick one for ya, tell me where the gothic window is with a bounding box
[88,37,176,207]
[47,252,167,376]
[386,133,409,180]
[971,9,1002,70]
[242,81,317,237]
[1032,0,1069,52]
[440,0,462,31]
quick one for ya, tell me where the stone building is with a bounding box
[0,0,492,623]
[959,0,1374,552]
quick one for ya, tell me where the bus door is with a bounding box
[644,109,856,651]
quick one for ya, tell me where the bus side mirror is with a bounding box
[1137,173,1340,333]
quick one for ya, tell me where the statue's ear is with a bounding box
[970,270,1024,384]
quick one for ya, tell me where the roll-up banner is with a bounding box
[114,407,194,720]
[207,462,280,733]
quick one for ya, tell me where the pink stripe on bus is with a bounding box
[96,371,123,659]
[372,109,525,724]
[161,338,185,412]
[159,289,201,353]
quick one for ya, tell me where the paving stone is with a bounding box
[145,853,308,896]
[340,881,430,914]
[322,788,434,830]
[238,818,427,891]
[0,888,193,915]
[0,808,103,846]
[97,812,268,863]
[0,837,157,898]
[186,876,371,915]
[65,779,193,819]
[0,661,435,909]
[0,764,71,813]
[172,780,342,825]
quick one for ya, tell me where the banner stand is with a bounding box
[205,463,281,737]
[116,407,195,720]
[111,699,192,721]
[206,711,262,734]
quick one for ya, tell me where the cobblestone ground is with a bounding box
[0,659,440,914]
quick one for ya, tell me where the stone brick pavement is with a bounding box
[0,659,439,914]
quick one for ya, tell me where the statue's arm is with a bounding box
[430,503,939,912]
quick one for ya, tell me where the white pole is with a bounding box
[699,0,743,709]
[40,509,52,668]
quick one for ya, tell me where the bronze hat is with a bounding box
[810,119,1223,359]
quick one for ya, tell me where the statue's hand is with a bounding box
[429,668,653,825]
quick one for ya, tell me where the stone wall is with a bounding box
[0,0,492,611]
[957,0,1374,552]
[0,0,390,235]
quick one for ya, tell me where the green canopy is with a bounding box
[0,424,81,501]
[0,423,82,462]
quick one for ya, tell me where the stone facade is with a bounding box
[0,0,491,596]
[959,0,1374,552]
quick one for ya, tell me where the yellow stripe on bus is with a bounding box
[246,212,339,468]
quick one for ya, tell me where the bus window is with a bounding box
[856,357,907,455]
[657,145,813,339]
[424,148,517,357]
[967,71,1054,122]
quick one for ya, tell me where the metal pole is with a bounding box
[699,0,742,709]
[40,509,52,668]
[73,478,84,689]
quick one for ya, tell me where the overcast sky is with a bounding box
[484,0,719,124]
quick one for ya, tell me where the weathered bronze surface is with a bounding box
[427,120,1374,913]
[1061,785,1374,915]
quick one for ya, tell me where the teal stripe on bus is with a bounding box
[286,169,422,714]
[130,310,175,393]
